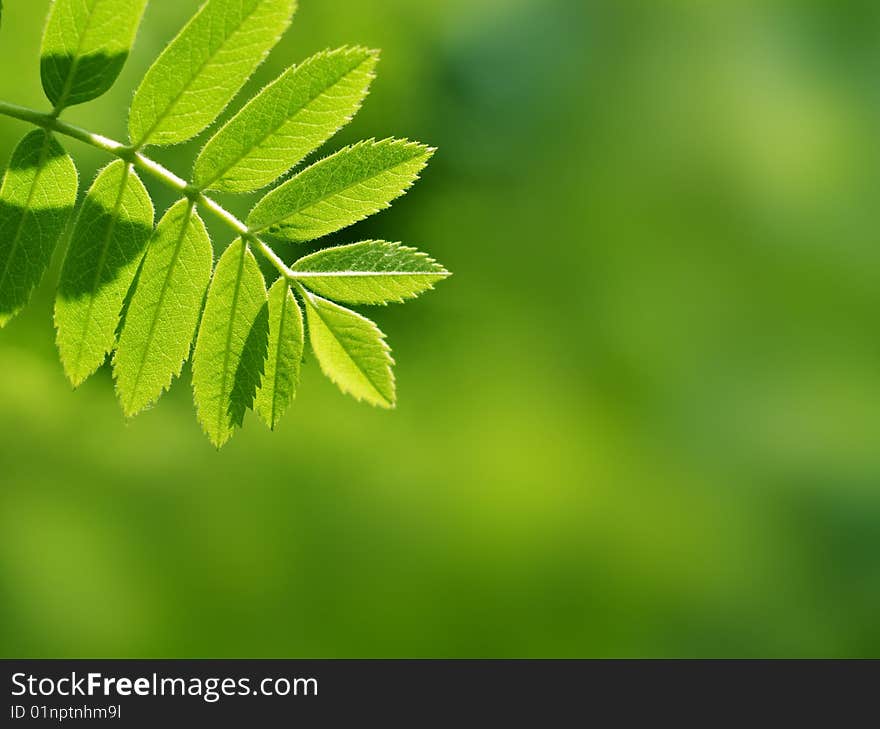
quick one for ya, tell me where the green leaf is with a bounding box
[55,160,153,386]
[194,46,379,193]
[0,130,78,328]
[41,0,148,109]
[299,287,394,408]
[293,240,450,305]
[129,0,298,147]
[114,200,213,417]
[255,278,303,429]
[248,138,434,243]
[192,238,269,448]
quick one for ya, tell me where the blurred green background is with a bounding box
[1,0,880,657]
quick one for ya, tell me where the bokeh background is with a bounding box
[1,0,879,657]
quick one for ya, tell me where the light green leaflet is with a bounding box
[299,287,395,408]
[55,160,153,386]
[129,0,298,147]
[114,200,213,417]
[41,0,147,109]
[194,46,378,193]
[248,138,434,243]
[293,240,450,305]
[255,278,303,429]
[0,130,77,328]
[193,239,268,448]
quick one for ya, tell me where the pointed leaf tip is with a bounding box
[255,278,304,429]
[114,200,212,417]
[292,240,450,305]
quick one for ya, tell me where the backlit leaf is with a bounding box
[129,0,298,146]
[248,138,433,243]
[192,238,269,448]
[194,46,378,193]
[293,240,449,305]
[255,278,303,429]
[299,286,394,408]
[114,200,213,416]
[55,160,153,386]
[0,130,77,328]
[41,0,148,108]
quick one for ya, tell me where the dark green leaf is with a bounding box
[0,130,78,328]
[255,278,303,429]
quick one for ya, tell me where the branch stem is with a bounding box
[0,99,296,280]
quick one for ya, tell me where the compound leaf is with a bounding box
[55,160,153,386]
[0,130,77,328]
[293,240,449,305]
[192,238,268,448]
[248,138,433,243]
[129,0,298,147]
[255,278,303,429]
[114,200,213,417]
[41,0,148,109]
[300,287,394,408]
[194,46,378,193]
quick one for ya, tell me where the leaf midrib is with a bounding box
[268,283,290,427]
[293,270,447,278]
[52,0,100,110]
[250,143,425,233]
[201,54,372,188]
[70,162,132,378]
[308,293,389,405]
[124,202,194,413]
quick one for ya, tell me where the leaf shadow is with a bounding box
[0,131,78,322]
[55,186,153,301]
[228,299,270,428]
[41,51,131,107]
[0,199,75,323]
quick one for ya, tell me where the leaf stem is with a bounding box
[0,99,295,280]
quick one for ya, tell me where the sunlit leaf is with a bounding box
[300,286,394,408]
[55,160,153,386]
[114,200,213,416]
[255,278,303,429]
[192,238,269,447]
[129,0,298,146]
[293,240,449,305]
[248,138,433,243]
[194,46,378,193]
